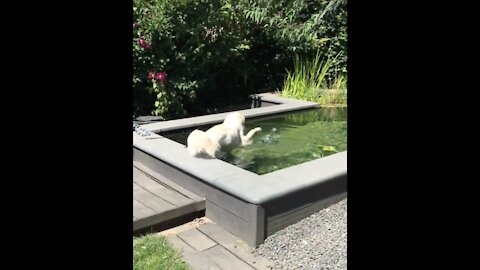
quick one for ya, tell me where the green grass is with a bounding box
[279,51,347,106]
[317,75,347,106]
[134,234,191,270]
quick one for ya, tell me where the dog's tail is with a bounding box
[187,129,206,156]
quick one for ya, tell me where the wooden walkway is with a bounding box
[133,161,206,231]
[162,218,274,270]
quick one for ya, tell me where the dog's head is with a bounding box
[223,112,245,131]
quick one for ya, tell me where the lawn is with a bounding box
[133,234,191,270]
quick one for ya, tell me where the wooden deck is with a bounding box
[162,219,274,270]
[133,161,206,231]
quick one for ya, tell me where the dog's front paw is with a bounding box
[254,127,262,132]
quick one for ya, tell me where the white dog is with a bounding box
[187,112,262,158]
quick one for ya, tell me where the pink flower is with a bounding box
[138,37,150,49]
[156,72,167,81]
[148,72,155,80]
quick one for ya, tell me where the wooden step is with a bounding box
[133,161,206,231]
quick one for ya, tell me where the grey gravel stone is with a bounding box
[254,199,347,270]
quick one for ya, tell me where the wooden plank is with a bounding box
[206,188,252,221]
[159,218,209,237]
[177,228,217,251]
[133,183,176,213]
[134,152,252,221]
[266,192,346,236]
[133,201,206,231]
[134,161,204,201]
[204,245,256,270]
[166,235,195,253]
[197,223,273,270]
[133,199,156,219]
[167,235,223,270]
[134,167,195,207]
[205,201,253,246]
[265,179,346,222]
[133,163,206,231]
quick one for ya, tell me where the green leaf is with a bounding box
[221,2,232,10]
[322,145,338,152]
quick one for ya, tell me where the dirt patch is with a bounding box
[157,217,211,237]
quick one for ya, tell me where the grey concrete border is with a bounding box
[133,93,347,246]
[142,93,319,133]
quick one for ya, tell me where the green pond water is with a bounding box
[162,107,347,175]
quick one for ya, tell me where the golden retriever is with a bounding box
[187,112,262,158]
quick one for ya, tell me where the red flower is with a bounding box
[156,72,167,81]
[148,72,155,80]
[138,37,150,49]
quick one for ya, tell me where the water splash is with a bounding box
[260,128,280,144]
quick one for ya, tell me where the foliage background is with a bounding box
[133,0,347,119]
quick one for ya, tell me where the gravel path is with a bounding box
[254,199,347,270]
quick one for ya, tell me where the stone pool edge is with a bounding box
[133,93,347,246]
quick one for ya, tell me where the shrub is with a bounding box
[133,0,347,118]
